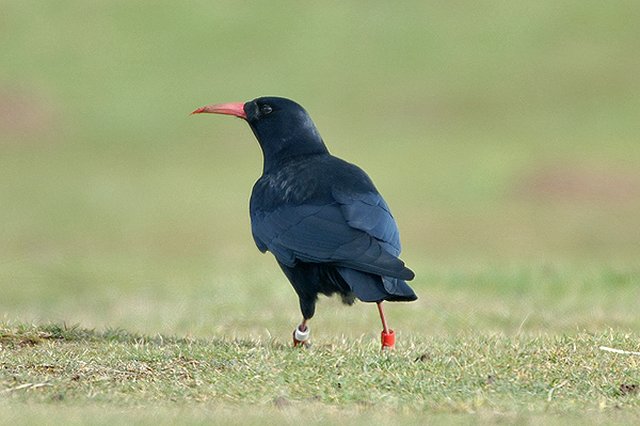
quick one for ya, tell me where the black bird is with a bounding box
[192,97,417,349]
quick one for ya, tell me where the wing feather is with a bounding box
[251,198,414,280]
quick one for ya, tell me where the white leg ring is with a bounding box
[294,326,310,342]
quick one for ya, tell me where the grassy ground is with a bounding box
[2,263,639,424]
[2,324,640,425]
[2,1,640,423]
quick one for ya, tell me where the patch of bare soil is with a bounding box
[0,87,58,143]
[514,165,640,204]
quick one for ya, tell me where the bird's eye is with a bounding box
[260,104,273,115]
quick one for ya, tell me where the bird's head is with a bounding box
[192,97,328,171]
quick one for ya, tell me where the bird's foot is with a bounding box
[293,325,311,348]
[381,329,395,350]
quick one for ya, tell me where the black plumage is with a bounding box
[193,97,416,346]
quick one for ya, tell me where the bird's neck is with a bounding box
[260,137,329,174]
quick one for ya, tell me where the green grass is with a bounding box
[2,323,640,425]
[2,264,639,424]
[2,0,640,423]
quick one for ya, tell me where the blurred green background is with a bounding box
[1,1,639,339]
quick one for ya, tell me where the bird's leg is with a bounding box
[293,318,311,347]
[377,302,395,350]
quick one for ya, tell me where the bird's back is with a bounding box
[250,153,414,281]
[251,154,373,209]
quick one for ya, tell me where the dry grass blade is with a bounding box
[599,346,640,356]
[2,383,52,393]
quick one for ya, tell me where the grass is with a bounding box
[2,0,640,423]
[2,323,640,425]
[2,264,640,423]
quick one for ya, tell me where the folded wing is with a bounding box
[251,190,414,281]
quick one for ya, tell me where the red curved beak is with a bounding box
[191,102,247,119]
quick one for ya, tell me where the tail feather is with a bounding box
[336,267,417,303]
